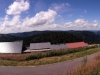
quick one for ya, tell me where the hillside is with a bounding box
[9,31,52,37]
[0,30,99,46]
[23,31,100,46]
[23,31,83,46]
[95,31,100,36]
[69,31,100,44]
[0,34,22,42]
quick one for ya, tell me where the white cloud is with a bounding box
[22,9,57,27]
[0,17,100,33]
[92,20,98,27]
[0,15,21,33]
[74,19,88,24]
[6,0,30,15]
[74,19,90,28]
[94,20,98,23]
[0,9,57,33]
[2,15,21,27]
[63,19,100,29]
[4,15,9,21]
[47,19,100,30]
[50,3,70,11]
[0,0,100,33]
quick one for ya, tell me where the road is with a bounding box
[0,52,100,75]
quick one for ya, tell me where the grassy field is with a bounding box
[0,47,100,66]
[65,54,100,75]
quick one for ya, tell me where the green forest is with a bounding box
[23,31,100,46]
[0,31,100,46]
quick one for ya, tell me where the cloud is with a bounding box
[64,19,100,29]
[74,19,88,24]
[74,19,90,28]
[92,20,99,27]
[4,15,9,21]
[47,19,100,30]
[0,9,57,33]
[0,17,100,33]
[22,9,57,27]
[94,20,98,23]
[0,0,100,33]
[2,15,21,27]
[0,15,21,33]
[6,0,30,15]
[50,3,70,12]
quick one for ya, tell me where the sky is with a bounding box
[0,0,100,33]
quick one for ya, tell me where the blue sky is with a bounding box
[0,0,100,33]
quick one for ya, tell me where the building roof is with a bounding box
[66,42,87,49]
[51,44,67,50]
[30,42,51,50]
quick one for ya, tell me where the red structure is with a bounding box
[66,42,87,49]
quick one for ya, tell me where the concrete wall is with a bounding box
[0,42,23,53]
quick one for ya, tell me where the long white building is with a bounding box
[29,42,67,50]
[29,42,87,51]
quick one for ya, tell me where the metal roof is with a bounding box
[66,42,87,49]
[30,42,51,50]
[30,42,87,50]
[0,42,23,53]
[51,44,67,50]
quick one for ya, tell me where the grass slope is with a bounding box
[0,47,99,66]
[65,54,100,75]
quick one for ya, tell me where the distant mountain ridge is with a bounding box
[9,31,55,37]
[9,30,99,37]
[95,31,100,36]
[0,34,22,42]
[0,30,100,46]
[69,31,100,44]
[24,31,100,45]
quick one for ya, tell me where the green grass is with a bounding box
[0,47,94,61]
[0,47,99,66]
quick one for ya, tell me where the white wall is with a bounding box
[0,42,23,53]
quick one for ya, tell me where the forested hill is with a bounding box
[69,31,100,44]
[9,31,52,37]
[0,34,22,42]
[23,31,83,46]
[0,30,100,46]
[23,31,100,46]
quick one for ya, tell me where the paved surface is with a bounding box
[0,52,100,75]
